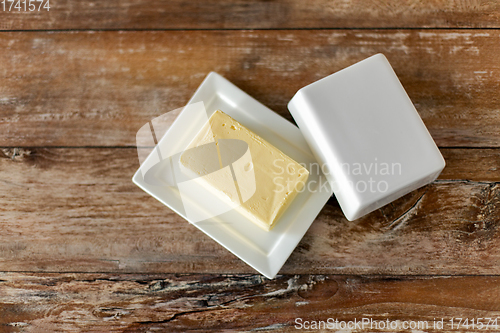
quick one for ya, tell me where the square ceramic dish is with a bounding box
[133,72,332,278]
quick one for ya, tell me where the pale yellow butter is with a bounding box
[179,110,309,231]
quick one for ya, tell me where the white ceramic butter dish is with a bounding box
[133,72,332,279]
[133,54,445,278]
[288,53,445,220]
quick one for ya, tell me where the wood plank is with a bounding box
[1,30,499,148]
[1,147,499,274]
[440,148,500,182]
[1,0,500,30]
[1,273,500,332]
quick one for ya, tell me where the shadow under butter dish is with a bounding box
[179,110,309,231]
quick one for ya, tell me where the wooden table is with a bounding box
[1,1,500,332]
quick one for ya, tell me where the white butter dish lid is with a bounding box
[288,53,445,221]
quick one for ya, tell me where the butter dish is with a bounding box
[133,54,444,278]
[288,53,445,220]
[133,72,332,279]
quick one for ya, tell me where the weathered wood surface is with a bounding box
[1,0,500,30]
[1,147,498,274]
[1,1,500,331]
[1,30,500,147]
[1,273,500,332]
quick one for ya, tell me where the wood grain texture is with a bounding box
[1,147,499,275]
[440,148,500,182]
[1,30,499,148]
[1,1,499,331]
[1,0,500,30]
[1,273,500,332]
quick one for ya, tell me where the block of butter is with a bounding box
[179,110,309,231]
